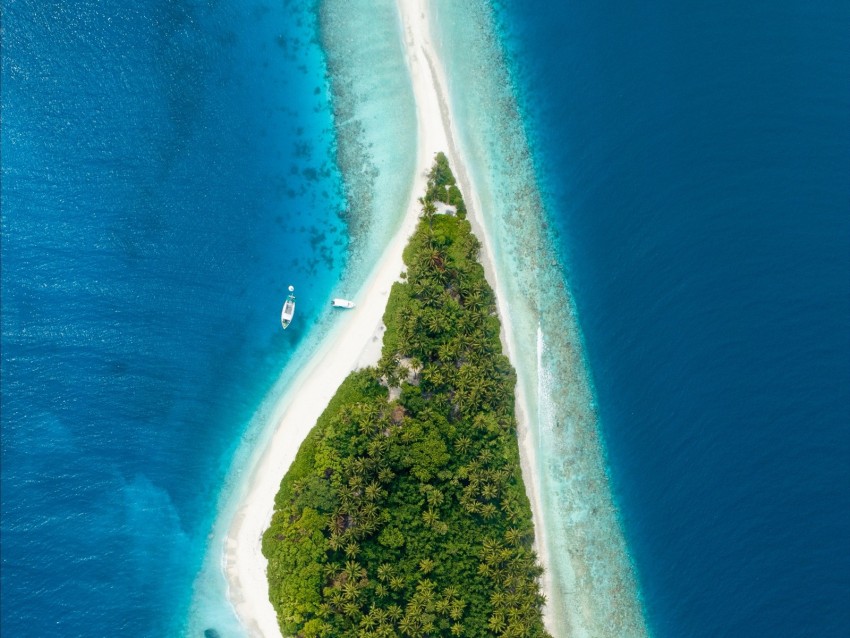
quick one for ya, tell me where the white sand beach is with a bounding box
[223,1,555,635]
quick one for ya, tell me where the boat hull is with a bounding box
[281,294,296,329]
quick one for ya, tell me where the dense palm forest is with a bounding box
[263,154,550,638]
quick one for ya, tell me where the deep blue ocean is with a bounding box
[1,0,346,635]
[494,0,850,636]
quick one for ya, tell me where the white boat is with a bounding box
[281,285,296,329]
[331,298,355,309]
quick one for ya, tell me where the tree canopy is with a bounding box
[263,153,550,638]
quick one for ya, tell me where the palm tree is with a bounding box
[422,509,440,529]
[327,586,344,610]
[358,417,377,437]
[425,310,443,336]
[398,305,416,328]
[421,364,445,389]
[481,503,498,519]
[481,482,498,500]
[317,601,333,619]
[399,616,417,636]
[329,511,345,535]
[377,563,393,582]
[422,199,437,225]
[464,291,484,312]
[361,612,378,631]
[437,340,459,365]
[442,586,459,599]
[344,559,364,580]
[505,528,523,546]
[408,356,423,382]
[483,538,503,562]
[421,617,437,634]
[368,437,389,459]
[427,247,445,272]
[419,557,435,574]
[342,580,360,602]
[455,436,472,454]
[374,624,398,638]
[488,613,506,633]
[372,607,389,625]
[365,481,382,502]
[476,445,494,464]
[434,598,450,614]
[344,542,359,559]
[343,601,361,619]
[348,473,364,491]
[327,532,343,551]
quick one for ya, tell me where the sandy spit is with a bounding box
[223,1,555,634]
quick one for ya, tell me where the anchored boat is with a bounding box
[331,298,355,309]
[281,285,296,329]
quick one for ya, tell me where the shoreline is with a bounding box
[223,1,556,635]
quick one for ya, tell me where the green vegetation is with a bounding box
[424,151,467,219]
[263,153,550,638]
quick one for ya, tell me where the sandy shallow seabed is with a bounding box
[223,1,556,635]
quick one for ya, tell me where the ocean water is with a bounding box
[1,0,349,635]
[491,1,850,637]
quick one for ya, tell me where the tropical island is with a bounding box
[262,154,551,638]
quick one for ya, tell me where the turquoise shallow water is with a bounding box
[318,0,417,272]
